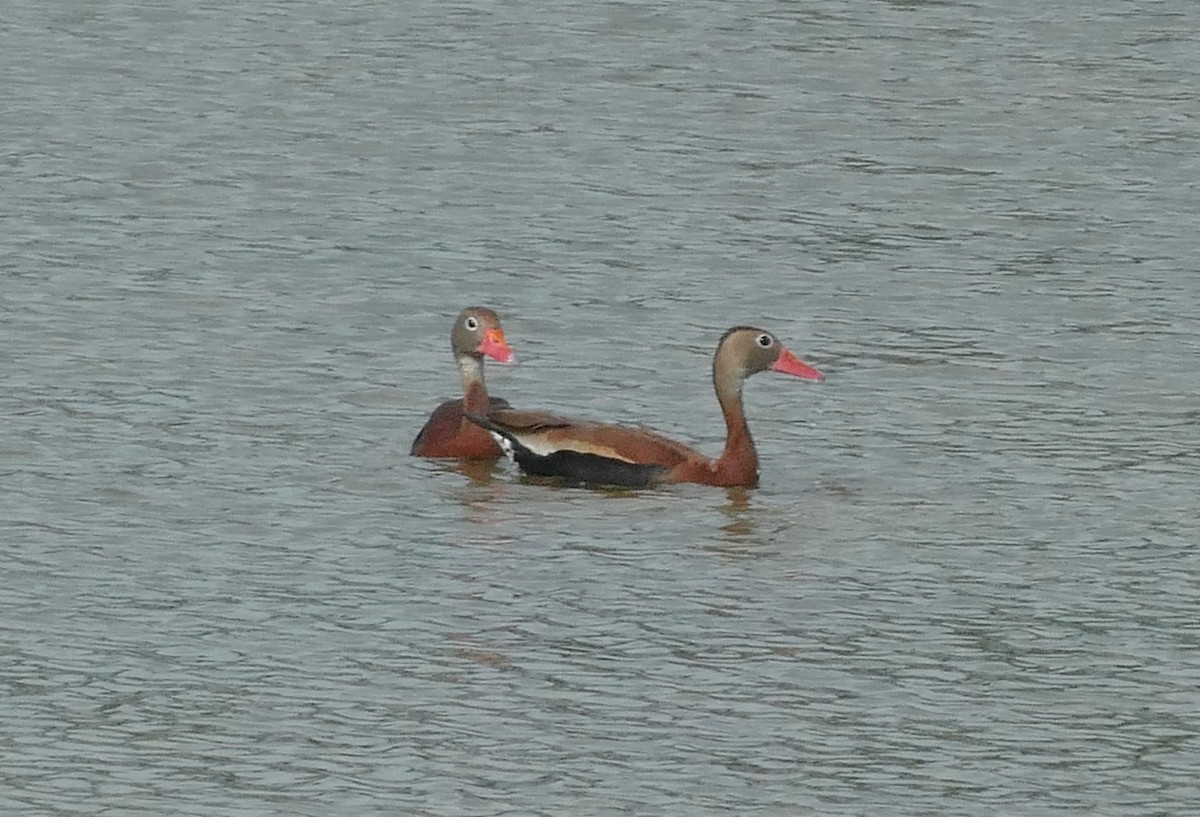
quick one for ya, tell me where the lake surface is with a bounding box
[3,1,1198,814]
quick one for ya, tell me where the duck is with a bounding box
[411,306,514,458]
[467,326,822,487]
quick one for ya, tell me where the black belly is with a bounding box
[514,448,667,489]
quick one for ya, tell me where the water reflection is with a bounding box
[433,459,514,531]
[436,458,505,486]
[719,487,756,541]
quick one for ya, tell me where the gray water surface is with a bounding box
[4,1,1199,815]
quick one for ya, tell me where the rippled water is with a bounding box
[4,0,1199,814]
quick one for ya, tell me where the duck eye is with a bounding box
[757,334,772,348]
[465,316,479,331]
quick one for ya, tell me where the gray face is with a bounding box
[719,327,782,379]
[745,329,783,374]
[451,306,502,358]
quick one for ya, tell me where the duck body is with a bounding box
[471,410,682,487]
[469,326,823,488]
[411,395,512,458]
[411,307,514,459]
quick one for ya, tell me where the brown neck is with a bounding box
[456,354,489,413]
[713,368,758,483]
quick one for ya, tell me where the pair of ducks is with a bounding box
[411,307,824,488]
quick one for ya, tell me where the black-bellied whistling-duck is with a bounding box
[467,326,823,488]
[411,307,514,459]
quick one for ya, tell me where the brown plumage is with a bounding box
[468,326,823,487]
[411,307,514,459]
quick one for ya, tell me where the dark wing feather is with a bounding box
[513,448,668,488]
[466,409,671,488]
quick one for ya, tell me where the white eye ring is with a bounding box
[757,333,773,348]
[465,316,479,331]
